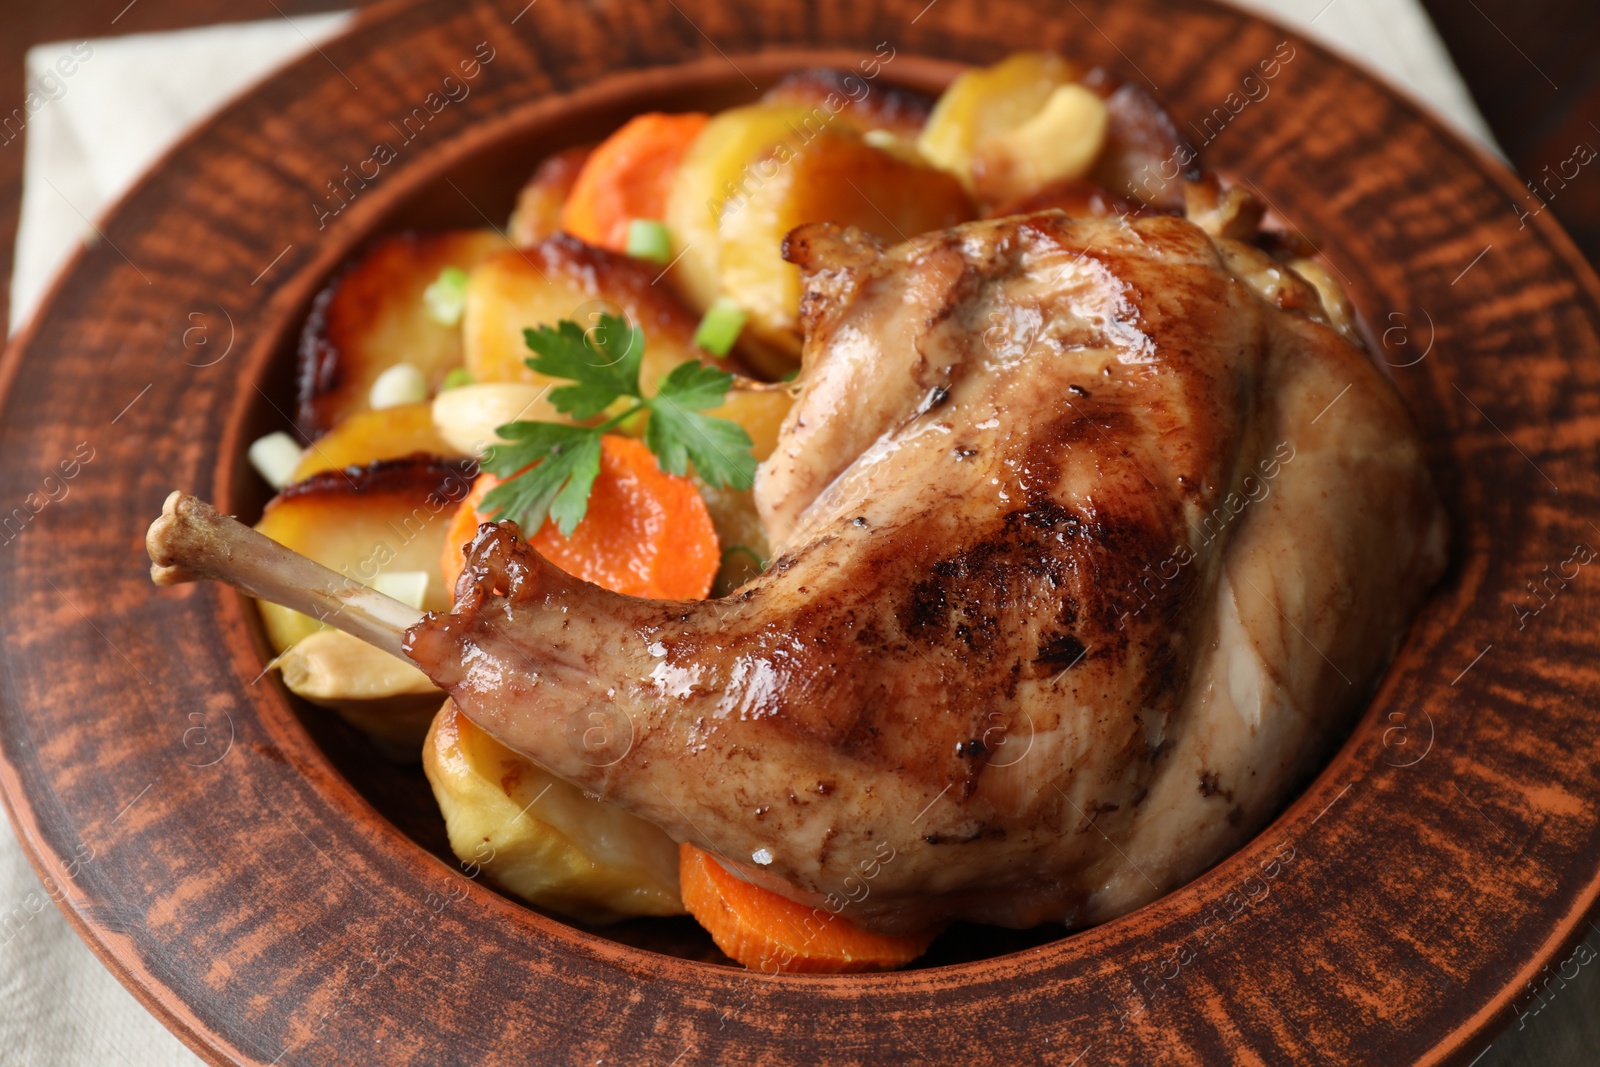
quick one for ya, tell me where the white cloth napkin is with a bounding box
[9,13,353,334]
[0,5,1549,1067]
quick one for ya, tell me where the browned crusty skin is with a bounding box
[405,212,1447,934]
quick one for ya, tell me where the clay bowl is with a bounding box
[3,0,1599,1062]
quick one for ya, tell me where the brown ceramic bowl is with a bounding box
[3,0,1599,1063]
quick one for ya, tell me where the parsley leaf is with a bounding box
[646,362,757,490]
[654,359,737,410]
[479,424,603,538]
[482,311,759,538]
[523,316,644,420]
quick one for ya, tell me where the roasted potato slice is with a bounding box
[508,145,591,247]
[299,230,509,435]
[254,456,474,655]
[424,700,684,923]
[291,402,461,480]
[668,107,973,362]
[918,52,1122,207]
[761,68,934,141]
[277,630,440,759]
[462,236,720,395]
[717,127,973,353]
[665,103,818,325]
[917,53,1079,190]
[968,83,1108,205]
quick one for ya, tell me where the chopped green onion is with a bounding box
[625,219,673,264]
[248,431,304,490]
[423,266,471,326]
[370,363,428,409]
[442,367,475,390]
[693,296,747,357]
[371,570,430,609]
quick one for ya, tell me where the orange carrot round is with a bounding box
[442,435,719,599]
[560,112,709,252]
[678,843,941,973]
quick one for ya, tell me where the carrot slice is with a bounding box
[442,435,719,599]
[560,112,709,252]
[678,843,941,973]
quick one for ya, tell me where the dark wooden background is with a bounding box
[2,0,1598,334]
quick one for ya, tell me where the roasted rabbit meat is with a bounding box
[402,212,1447,933]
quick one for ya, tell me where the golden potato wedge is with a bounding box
[916,52,1084,198]
[917,53,1079,180]
[664,103,820,321]
[761,68,935,141]
[299,230,509,435]
[291,402,461,480]
[462,236,726,398]
[969,83,1108,205]
[718,128,973,352]
[277,629,439,758]
[254,456,475,655]
[424,701,684,923]
[507,145,592,247]
[668,105,972,365]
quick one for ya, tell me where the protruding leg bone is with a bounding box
[145,491,421,660]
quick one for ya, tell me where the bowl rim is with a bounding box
[3,0,1599,1063]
